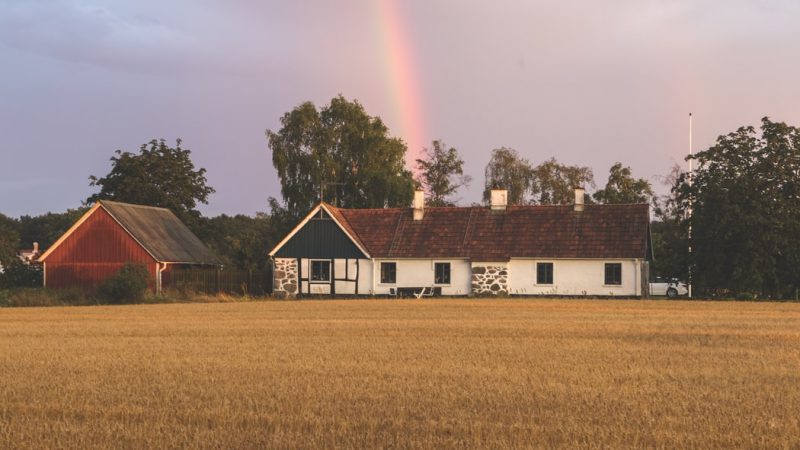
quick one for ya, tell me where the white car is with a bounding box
[650,277,689,298]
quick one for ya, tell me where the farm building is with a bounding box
[18,242,41,263]
[38,201,221,293]
[269,188,652,297]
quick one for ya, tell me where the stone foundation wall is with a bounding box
[273,258,298,298]
[471,265,508,296]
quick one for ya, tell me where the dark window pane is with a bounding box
[605,263,622,285]
[537,262,553,284]
[434,263,451,284]
[311,260,330,282]
[381,262,396,284]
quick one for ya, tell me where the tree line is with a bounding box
[2,95,798,299]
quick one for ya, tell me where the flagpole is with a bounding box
[688,113,693,299]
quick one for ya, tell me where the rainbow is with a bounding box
[373,0,427,169]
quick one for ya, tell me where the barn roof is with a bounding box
[40,201,221,265]
[321,202,652,261]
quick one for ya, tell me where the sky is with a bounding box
[1,0,799,217]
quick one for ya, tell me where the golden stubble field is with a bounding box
[1,299,799,449]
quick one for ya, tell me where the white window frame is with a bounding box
[309,259,331,283]
[378,261,398,286]
[535,261,554,286]
[433,261,452,286]
[603,261,623,286]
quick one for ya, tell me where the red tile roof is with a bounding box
[323,203,370,255]
[327,203,651,261]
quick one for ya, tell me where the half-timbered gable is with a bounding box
[270,204,371,296]
[274,209,366,259]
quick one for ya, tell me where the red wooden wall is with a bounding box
[44,207,158,289]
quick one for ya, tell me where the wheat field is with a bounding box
[1,299,799,449]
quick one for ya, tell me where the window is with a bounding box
[310,260,331,282]
[434,262,451,284]
[536,262,553,285]
[380,262,397,284]
[605,263,622,285]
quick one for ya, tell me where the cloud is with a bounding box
[2,0,800,216]
[0,1,383,80]
[0,1,195,74]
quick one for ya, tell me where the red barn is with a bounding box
[38,201,221,293]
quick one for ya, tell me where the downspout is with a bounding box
[371,258,376,296]
[156,262,168,296]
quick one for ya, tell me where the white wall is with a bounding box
[333,258,367,295]
[293,257,642,297]
[358,259,373,295]
[507,259,643,296]
[372,259,471,296]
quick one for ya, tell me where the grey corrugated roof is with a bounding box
[100,201,221,265]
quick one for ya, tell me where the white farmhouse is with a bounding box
[269,188,652,298]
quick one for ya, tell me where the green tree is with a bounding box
[415,140,471,207]
[17,208,88,251]
[87,139,215,225]
[530,158,595,205]
[0,259,42,289]
[267,95,415,218]
[593,162,654,204]
[194,213,278,271]
[483,147,533,205]
[0,214,20,266]
[674,117,800,298]
[650,165,688,280]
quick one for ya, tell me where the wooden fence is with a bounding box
[164,268,272,296]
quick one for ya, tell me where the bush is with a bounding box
[0,287,96,307]
[0,260,42,289]
[99,264,150,304]
[734,292,759,301]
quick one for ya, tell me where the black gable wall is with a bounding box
[275,211,366,259]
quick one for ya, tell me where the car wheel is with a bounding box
[666,287,678,298]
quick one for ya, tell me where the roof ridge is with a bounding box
[98,200,173,212]
[584,202,649,206]
[335,206,407,212]
[333,203,649,213]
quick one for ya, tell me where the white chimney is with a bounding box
[413,190,425,220]
[33,242,39,254]
[574,187,585,212]
[490,189,508,211]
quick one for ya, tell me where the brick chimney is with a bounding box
[574,187,585,212]
[413,190,425,220]
[490,189,508,211]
